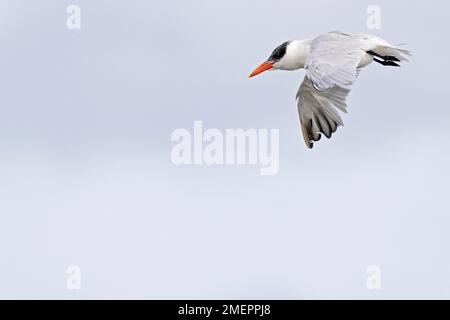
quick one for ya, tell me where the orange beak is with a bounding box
[249,61,275,78]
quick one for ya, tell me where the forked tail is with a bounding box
[367,46,412,67]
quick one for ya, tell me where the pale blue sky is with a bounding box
[0,0,449,298]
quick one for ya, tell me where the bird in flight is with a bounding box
[249,31,411,148]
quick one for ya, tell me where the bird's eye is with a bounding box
[268,41,290,61]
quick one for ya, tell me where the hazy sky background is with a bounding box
[0,0,449,299]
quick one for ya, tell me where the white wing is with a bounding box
[305,32,366,91]
[297,76,350,149]
[298,32,411,148]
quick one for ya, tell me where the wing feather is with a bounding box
[297,76,351,148]
[305,32,366,91]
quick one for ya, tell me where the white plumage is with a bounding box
[250,31,411,148]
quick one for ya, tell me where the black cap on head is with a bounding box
[268,41,291,61]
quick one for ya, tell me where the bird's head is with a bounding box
[249,40,307,78]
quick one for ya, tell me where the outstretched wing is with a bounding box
[298,31,411,148]
[305,32,366,91]
[297,76,350,149]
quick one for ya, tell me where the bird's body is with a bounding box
[249,31,411,148]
